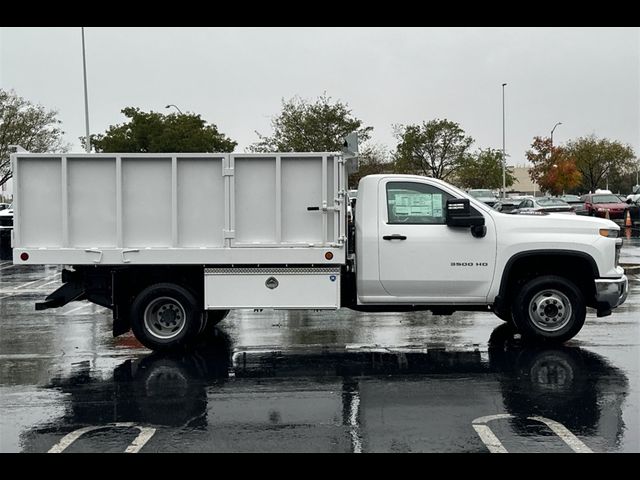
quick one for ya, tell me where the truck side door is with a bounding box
[377,179,497,303]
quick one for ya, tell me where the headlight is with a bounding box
[599,228,619,238]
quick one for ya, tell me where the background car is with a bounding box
[0,203,13,260]
[581,193,628,219]
[493,199,521,213]
[510,197,576,215]
[0,203,10,211]
[559,194,588,215]
[467,189,499,207]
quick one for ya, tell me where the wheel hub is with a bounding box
[143,297,186,340]
[529,290,572,332]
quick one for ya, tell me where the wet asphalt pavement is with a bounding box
[1,250,639,452]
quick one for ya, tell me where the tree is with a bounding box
[539,157,582,196]
[526,136,582,195]
[455,148,515,189]
[348,144,393,189]
[565,135,636,193]
[0,89,67,187]
[90,107,236,153]
[250,94,372,152]
[393,119,474,181]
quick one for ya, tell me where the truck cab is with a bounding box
[353,175,627,342]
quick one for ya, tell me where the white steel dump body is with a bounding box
[11,152,347,266]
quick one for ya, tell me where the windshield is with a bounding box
[592,195,622,204]
[469,190,494,198]
[538,198,569,206]
[561,195,581,202]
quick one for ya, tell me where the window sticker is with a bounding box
[393,193,444,217]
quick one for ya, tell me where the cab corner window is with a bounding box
[386,182,453,225]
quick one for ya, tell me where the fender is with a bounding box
[494,249,599,312]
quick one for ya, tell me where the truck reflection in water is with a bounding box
[27,324,628,452]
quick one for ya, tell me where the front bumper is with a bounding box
[595,275,628,312]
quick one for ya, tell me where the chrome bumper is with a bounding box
[595,275,628,309]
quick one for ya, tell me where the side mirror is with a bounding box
[446,198,485,228]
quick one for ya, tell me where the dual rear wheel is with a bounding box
[130,283,228,351]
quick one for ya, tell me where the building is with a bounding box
[0,179,12,202]
[509,165,539,196]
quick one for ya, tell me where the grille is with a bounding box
[615,241,622,266]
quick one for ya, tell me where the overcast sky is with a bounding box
[1,27,638,165]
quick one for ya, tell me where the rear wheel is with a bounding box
[511,275,586,343]
[130,283,204,351]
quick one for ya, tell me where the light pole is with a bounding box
[502,83,507,199]
[550,122,562,147]
[81,27,91,153]
[165,104,183,114]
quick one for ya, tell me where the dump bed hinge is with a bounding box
[223,167,234,176]
[223,229,235,239]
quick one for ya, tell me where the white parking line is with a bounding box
[63,303,93,316]
[528,416,593,453]
[472,414,512,453]
[13,273,61,290]
[472,424,509,453]
[348,391,362,454]
[48,423,156,453]
[472,414,593,453]
[0,264,16,271]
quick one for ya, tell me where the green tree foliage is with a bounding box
[394,119,474,181]
[90,107,237,153]
[0,89,67,186]
[455,148,515,189]
[348,144,393,189]
[565,135,636,193]
[250,94,372,152]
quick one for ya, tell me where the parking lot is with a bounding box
[1,257,638,453]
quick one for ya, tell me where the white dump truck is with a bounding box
[10,143,627,350]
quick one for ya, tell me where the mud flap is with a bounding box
[35,281,86,310]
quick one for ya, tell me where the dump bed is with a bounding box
[11,152,346,265]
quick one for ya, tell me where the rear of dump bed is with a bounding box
[10,152,351,350]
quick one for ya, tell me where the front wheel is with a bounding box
[511,275,586,343]
[130,283,204,351]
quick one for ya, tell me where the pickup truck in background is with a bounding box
[9,144,628,350]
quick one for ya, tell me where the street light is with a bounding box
[165,104,183,114]
[81,27,91,153]
[502,83,507,199]
[550,122,562,147]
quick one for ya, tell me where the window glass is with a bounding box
[386,182,454,224]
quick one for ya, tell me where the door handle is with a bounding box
[382,234,407,240]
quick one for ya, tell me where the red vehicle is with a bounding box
[580,193,628,219]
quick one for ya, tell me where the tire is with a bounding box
[201,309,230,335]
[130,283,204,351]
[511,275,586,343]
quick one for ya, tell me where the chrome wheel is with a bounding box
[529,289,572,332]
[143,296,186,340]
